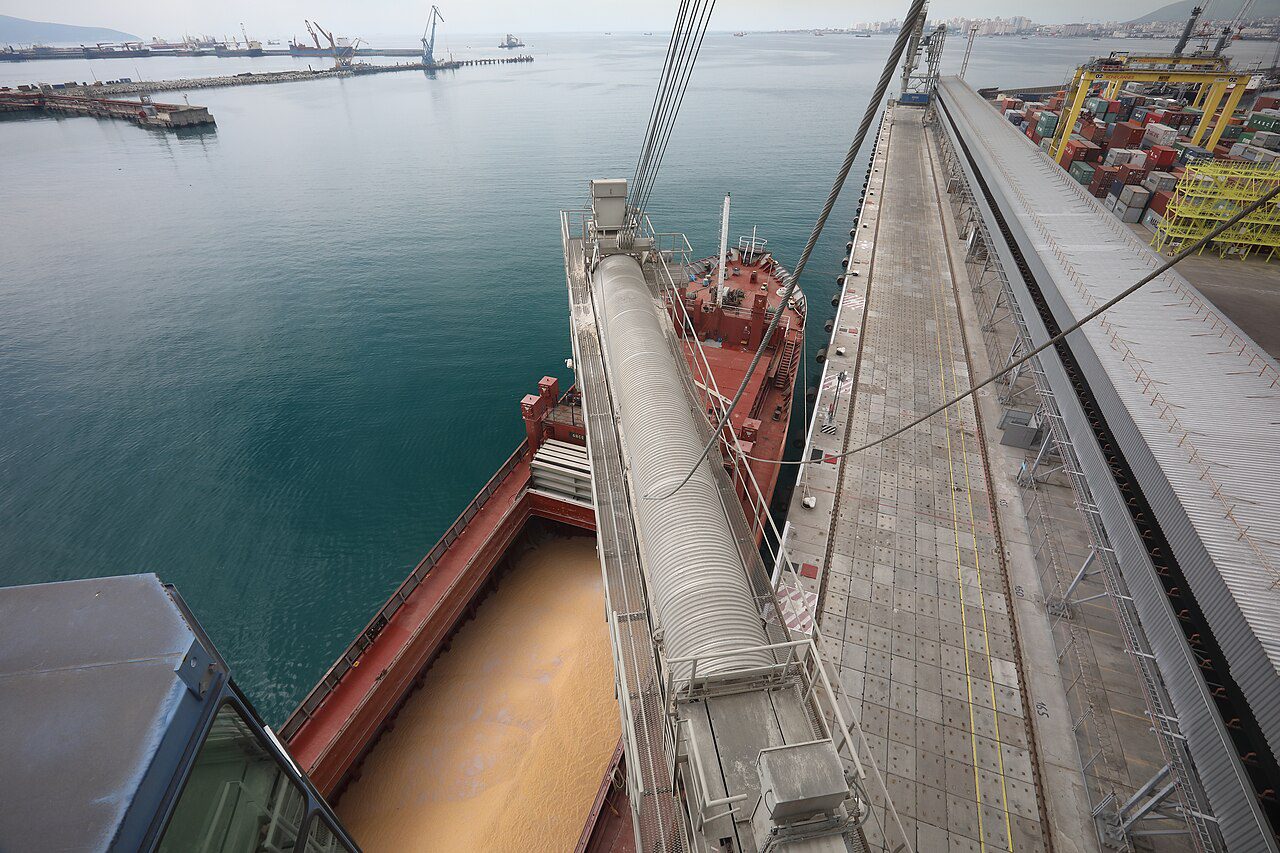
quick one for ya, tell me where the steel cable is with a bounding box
[634,0,717,219]
[646,0,930,500]
[631,0,694,208]
[742,183,1280,468]
[630,0,717,220]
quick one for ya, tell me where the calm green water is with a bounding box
[3,33,1268,723]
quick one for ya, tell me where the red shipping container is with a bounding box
[1078,139,1102,162]
[1147,145,1176,168]
[1256,95,1280,111]
[1149,191,1172,216]
[1118,164,1149,185]
[1089,165,1119,195]
[1110,120,1146,149]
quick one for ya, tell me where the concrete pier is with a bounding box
[783,104,1068,852]
[6,55,535,99]
[0,91,214,129]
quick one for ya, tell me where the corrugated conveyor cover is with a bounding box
[597,253,771,675]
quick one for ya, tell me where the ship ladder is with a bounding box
[773,336,800,388]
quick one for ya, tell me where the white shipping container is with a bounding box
[1121,205,1144,223]
[1252,130,1280,151]
[1104,148,1135,166]
[1141,171,1178,192]
[1142,208,1164,233]
[1242,145,1280,163]
[1120,185,1151,206]
[1143,123,1178,147]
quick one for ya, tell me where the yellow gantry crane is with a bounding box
[1048,59,1247,163]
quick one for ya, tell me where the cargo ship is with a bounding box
[499,33,526,49]
[275,185,804,848]
[1,182,805,851]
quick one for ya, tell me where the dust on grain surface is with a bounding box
[337,535,618,851]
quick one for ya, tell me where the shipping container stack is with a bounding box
[990,85,1280,243]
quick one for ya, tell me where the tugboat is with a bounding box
[498,33,525,49]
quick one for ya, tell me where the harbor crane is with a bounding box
[959,23,978,81]
[312,21,359,70]
[422,6,444,66]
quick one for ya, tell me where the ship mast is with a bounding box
[716,192,730,306]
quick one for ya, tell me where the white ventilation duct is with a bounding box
[596,253,771,674]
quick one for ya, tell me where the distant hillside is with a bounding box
[0,14,139,45]
[1129,0,1280,23]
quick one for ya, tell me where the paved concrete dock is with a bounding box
[784,105,1048,852]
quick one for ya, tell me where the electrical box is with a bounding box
[757,740,849,824]
[590,178,628,231]
[998,408,1043,449]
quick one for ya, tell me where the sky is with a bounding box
[11,0,1169,41]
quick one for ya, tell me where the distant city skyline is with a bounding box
[4,1,1195,43]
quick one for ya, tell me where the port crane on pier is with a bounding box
[422,5,444,66]
[312,21,360,70]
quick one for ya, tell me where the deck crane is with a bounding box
[305,20,322,50]
[422,6,444,66]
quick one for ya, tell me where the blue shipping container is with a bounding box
[899,92,929,105]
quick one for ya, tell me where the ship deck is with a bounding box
[677,247,805,535]
[782,106,1051,851]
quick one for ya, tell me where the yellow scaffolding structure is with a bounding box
[1150,161,1280,262]
[1048,61,1246,163]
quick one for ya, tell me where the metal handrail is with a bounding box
[279,441,532,741]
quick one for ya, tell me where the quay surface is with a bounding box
[784,103,1069,852]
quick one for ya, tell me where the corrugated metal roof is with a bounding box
[939,76,1280,811]
[939,77,1280,662]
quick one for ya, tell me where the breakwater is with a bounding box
[22,55,535,98]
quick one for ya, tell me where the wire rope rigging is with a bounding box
[648,0,931,500]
